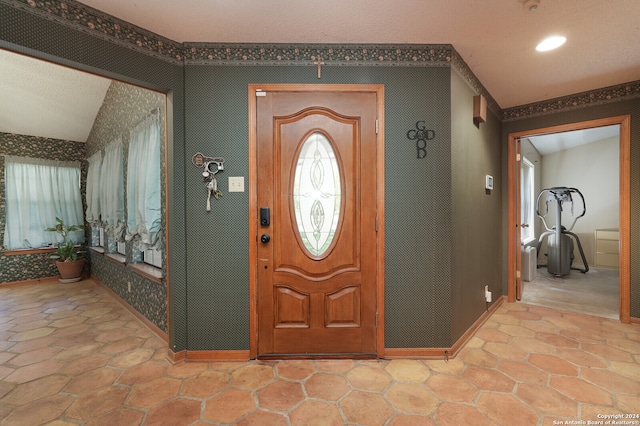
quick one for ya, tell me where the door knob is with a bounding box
[260,234,271,244]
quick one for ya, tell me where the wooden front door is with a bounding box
[253,85,382,357]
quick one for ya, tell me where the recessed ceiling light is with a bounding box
[536,36,567,52]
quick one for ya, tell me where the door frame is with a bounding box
[248,84,386,358]
[507,115,631,323]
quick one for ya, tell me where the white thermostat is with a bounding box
[485,175,494,190]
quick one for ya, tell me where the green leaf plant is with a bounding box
[45,217,86,262]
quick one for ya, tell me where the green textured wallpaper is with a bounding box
[450,71,503,342]
[184,65,455,349]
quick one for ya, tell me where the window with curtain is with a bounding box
[117,241,126,255]
[85,151,102,225]
[126,112,161,250]
[3,155,84,250]
[143,247,163,268]
[100,138,125,242]
[521,156,535,244]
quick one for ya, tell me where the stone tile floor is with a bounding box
[0,279,638,425]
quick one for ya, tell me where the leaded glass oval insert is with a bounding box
[293,132,342,257]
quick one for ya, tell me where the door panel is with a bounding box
[325,286,361,327]
[256,89,378,357]
[274,286,309,328]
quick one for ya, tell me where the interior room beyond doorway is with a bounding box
[507,115,631,323]
[520,125,620,319]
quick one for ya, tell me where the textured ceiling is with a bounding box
[1,0,638,144]
[78,0,640,108]
[0,49,111,143]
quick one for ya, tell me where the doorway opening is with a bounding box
[507,115,631,323]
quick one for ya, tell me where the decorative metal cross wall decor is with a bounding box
[313,59,325,78]
[192,152,225,211]
[406,121,436,159]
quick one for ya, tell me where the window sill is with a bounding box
[129,263,163,284]
[2,247,56,256]
[105,253,126,265]
[90,246,105,255]
[521,237,536,246]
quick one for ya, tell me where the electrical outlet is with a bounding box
[484,285,492,303]
[127,282,131,292]
[228,176,245,192]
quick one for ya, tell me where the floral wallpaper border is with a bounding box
[3,0,640,120]
[6,0,183,64]
[4,0,503,115]
[501,81,640,121]
[181,42,453,65]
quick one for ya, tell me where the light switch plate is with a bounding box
[228,176,245,192]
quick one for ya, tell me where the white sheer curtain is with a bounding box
[3,155,83,250]
[100,139,125,242]
[126,113,161,250]
[85,151,102,225]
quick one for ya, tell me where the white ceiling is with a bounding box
[527,125,620,156]
[78,0,640,108]
[1,0,638,143]
[0,49,111,143]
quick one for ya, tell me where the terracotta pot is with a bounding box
[54,259,85,280]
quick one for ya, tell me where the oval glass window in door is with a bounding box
[293,132,342,257]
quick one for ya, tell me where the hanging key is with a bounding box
[206,179,215,211]
[212,177,221,200]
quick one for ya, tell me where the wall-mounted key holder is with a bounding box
[192,152,225,211]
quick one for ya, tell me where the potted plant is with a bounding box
[45,217,86,282]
